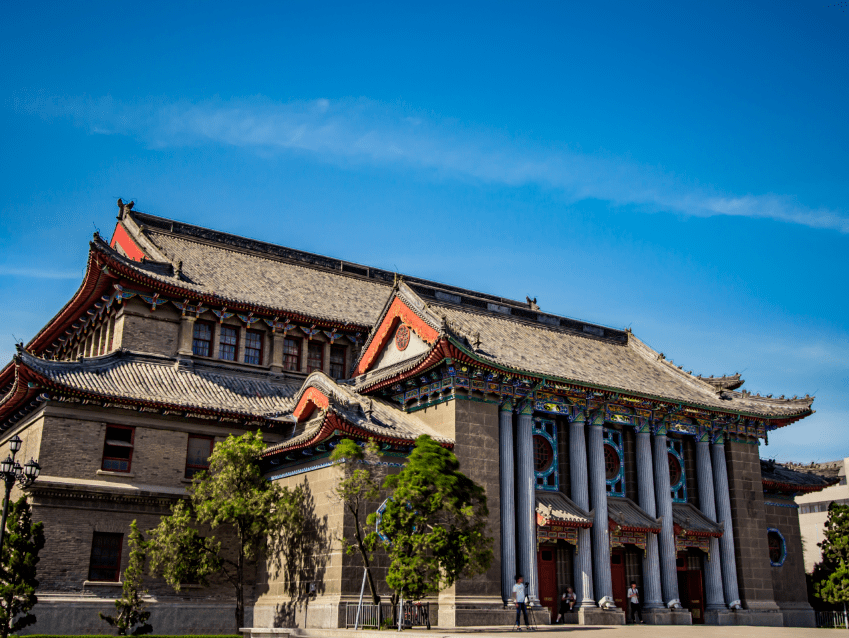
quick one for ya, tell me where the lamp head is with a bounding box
[9,435,22,453]
[23,459,39,480]
[0,456,11,475]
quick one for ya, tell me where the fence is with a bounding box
[345,601,431,629]
[816,610,849,628]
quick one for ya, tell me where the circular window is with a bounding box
[668,453,682,487]
[395,324,410,351]
[604,444,621,480]
[534,435,554,472]
[767,529,786,566]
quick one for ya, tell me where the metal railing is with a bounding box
[816,610,849,628]
[345,601,431,629]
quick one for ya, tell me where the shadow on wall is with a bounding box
[270,476,329,628]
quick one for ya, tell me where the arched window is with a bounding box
[767,529,786,566]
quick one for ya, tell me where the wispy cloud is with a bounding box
[15,93,849,233]
[0,266,80,279]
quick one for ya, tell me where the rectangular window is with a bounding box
[88,532,123,582]
[307,341,324,373]
[283,337,301,372]
[185,435,214,479]
[329,345,347,379]
[219,325,238,361]
[102,425,134,472]
[193,321,213,357]
[244,330,264,365]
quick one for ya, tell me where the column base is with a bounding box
[777,602,816,628]
[642,608,692,625]
[576,606,625,625]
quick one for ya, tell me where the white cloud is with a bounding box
[17,93,849,233]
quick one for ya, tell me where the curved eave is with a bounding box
[262,411,454,458]
[613,524,661,535]
[673,523,723,538]
[763,479,836,494]
[25,247,117,356]
[94,240,371,333]
[361,334,813,426]
[2,358,283,430]
[0,363,45,427]
[539,517,592,529]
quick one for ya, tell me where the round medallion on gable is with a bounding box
[395,324,411,351]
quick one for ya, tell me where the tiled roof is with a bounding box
[671,502,723,537]
[13,350,299,417]
[607,497,661,532]
[264,372,453,455]
[761,459,839,493]
[696,374,744,391]
[535,491,593,528]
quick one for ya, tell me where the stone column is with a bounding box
[635,424,663,609]
[695,437,725,610]
[269,332,285,373]
[515,404,538,602]
[653,425,680,605]
[587,418,614,605]
[711,438,741,607]
[499,401,517,604]
[176,315,196,357]
[569,416,595,607]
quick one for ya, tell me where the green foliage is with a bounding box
[148,431,306,630]
[0,496,45,638]
[99,520,153,635]
[330,438,385,605]
[25,635,241,638]
[365,435,493,601]
[813,503,849,606]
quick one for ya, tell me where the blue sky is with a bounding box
[1,1,846,462]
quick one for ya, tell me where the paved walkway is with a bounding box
[292,626,826,638]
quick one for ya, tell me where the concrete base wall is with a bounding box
[577,606,626,625]
[252,596,344,629]
[778,602,816,628]
[643,608,692,625]
[19,597,247,635]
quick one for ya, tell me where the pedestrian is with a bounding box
[565,587,576,612]
[627,581,644,624]
[513,575,531,630]
[555,589,573,624]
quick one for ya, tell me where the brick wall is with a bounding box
[764,501,808,604]
[116,300,180,355]
[725,440,777,608]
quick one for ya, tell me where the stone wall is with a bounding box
[764,501,815,627]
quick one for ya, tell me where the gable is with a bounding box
[110,222,146,262]
[293,386,330,422]
[354,297,439,376]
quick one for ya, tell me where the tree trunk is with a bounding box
[353,520,380,605]
[236,546,245,630]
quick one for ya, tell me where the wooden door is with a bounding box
[687,570,705,624]
[537,545,557,621]
[610,550,627,610]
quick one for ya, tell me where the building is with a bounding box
[791,458,849,572]
[0,201,823,632]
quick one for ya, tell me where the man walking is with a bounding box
[627,581,644,624]
[513,575,531,630]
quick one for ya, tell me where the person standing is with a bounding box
[513,575,530,630]
[627,581,644,624]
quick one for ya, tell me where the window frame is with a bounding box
[101,424,134,473]
[244,329,264,366]
[192,320,214,357]
[185,434,215,479]
[88,531,123,582]
[307,341,324,373]
[329,344,347,379]
[218,324,240,362]
[283,337,302,371]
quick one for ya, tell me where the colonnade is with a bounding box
[498,404,740,614]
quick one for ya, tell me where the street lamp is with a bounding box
[0,435,40,551]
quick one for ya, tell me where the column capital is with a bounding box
[711,431,726,446]
[501,398,514,413]
[653,419,668,437]
[518,399,534,416]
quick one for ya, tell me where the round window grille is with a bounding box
[668,453,683,487]
[395,324,410,351]
[604,444,621,480]
[768,530,786,566]
[533,435,554,472]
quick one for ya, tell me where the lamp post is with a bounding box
[0,435,40,552]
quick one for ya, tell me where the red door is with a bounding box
[537,545,557,621]
[687,570,705,624]
[610,550,627,610]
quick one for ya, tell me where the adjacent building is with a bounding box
[792,458,849,572]
[0,201,824,632]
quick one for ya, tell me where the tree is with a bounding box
[148,430,305,630]
[99,520,153,635]
[330,438,385,606]
[0,496,45,638]
[813,502,849,627]
[366,435,493,604]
